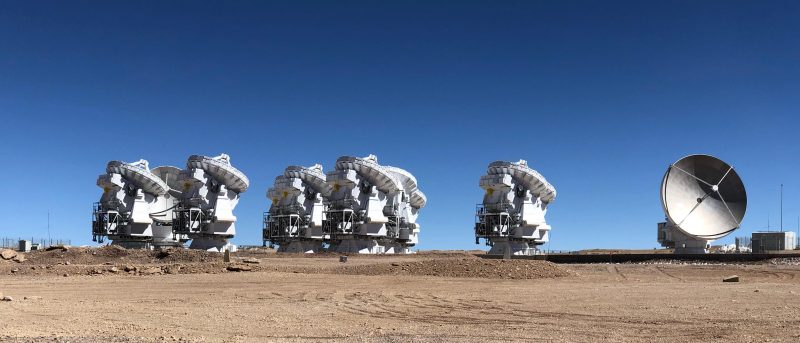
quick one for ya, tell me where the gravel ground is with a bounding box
[2,248,800,342]
[329,258,573,279]
[1,247,571,279]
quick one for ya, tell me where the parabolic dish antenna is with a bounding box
[335,155,402,194]
[385,166,427,209]
[410,190,427,209]
[660,154,746,240]
[385,166,419,194]
[152,166,183,190]
[152,166,184,198]
[187,154,250,193]
[106,160,169,196]
[285,164,332,197]
[487,160,557,203]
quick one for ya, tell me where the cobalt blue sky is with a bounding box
[1,1,798,250]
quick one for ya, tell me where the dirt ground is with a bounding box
[2,248,800,342]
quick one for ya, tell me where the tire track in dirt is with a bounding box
[653,265,683,281]
[335,291,531,325]
[327,288,704,335]
[748,270,793,281]
[210,285,800,342]
[607,265,628,281]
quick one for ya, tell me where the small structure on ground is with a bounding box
[751,231,796,253]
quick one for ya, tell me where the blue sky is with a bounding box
[1,1,798,250]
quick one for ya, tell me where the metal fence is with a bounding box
[734,236,752,249]
[1,237,72,250]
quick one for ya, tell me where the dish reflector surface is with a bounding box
[335,155,402,194]
[487,160,557,202]
[152,166,183,191]
[410,190,427,209]
[284,164,332,197]
[187,154,250,193]
[106,160,169,196]
[661,155,746,239]
[385,166,426,209]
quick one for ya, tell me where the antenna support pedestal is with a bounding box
[487,237,541,256]
[657,222,710,254]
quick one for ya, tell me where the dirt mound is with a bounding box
[22,246,115,265]
[20,246,222,266]
[244,249,475,260]
[1,246,251,277]
[150,248,221,263]
[327,258,573,279]
[3,247,571,279]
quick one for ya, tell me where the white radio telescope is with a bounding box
[264,164,332,253]
[657,154,747,253]
[324,154,426,254]
[173,153,249,252]
[475,159,556,256]
[384,165,426,251]
[149,165,188,247]
[93,159,182,249]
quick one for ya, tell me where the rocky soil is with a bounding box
[2,260,800,342]
[1,246,572,280]
[328,258,573,279]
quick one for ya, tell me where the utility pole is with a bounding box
[47,210,51,243]
[780,184,784,232]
